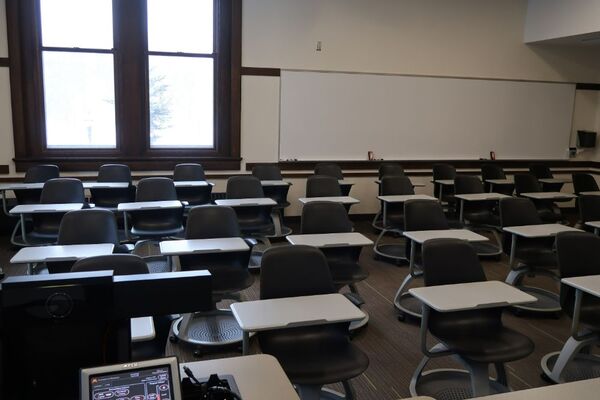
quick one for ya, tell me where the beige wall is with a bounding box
[242,0,600,82]
[525,0,600,43]
[0,0,600,215]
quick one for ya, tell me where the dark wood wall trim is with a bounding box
[14,157,241,173]
[0,58,9,67]
[246,159,597,172]
[0,165,9,174]
[576,83,600,91]
[241,67,281,77]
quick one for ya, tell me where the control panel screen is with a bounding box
[89,365,174,400]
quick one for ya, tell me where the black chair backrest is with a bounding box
[529,165,553,179]
[379,163,405,179]
[71,254,149,275]
[186,206,241,239]
[380,176,414,196]
[301,201,352,234]
[579,195,600,224]
[24,164,59,183]
[422,239,487,287]
[556,231,600,279]
[572,173,599,195]
[40,178,85,204]
[97,164,131,183]
[136,177,177,201]
[514,173,541,195]
[314,163,343,180]
[180,205,250,290]
[15,164,60,205]
[422,239,501,336]
[556,231,600,317]
[57,209,120,246]
[454,175,484,195]
[499,197,541,227]
[404,199,449,231]
[174,163,206,181]
[432,163,456,180]
[252,165,283,181]
[260,245,335,300]
[92,164,135,208]
[481,164,506,180]
[306,175,342,197]
[226,176,264,199]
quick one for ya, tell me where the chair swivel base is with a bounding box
[395,292,422,320]
[373,244,408,265]
[510,286,561,314]
[470,241,502,257]
[371,212,384,232]
[266,225,293,238]
[172,310,244,347]
[343,292,369,332]
[295,381,355,400]
[541,351,600,383]
[410,368,508,400]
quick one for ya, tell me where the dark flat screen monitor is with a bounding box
[578,130,597,148]
[0,271,130,399]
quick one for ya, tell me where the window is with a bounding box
[147,0,214,148]
[40,0,116,149]
[7,0,241,171]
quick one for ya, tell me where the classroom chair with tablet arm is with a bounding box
[499,197,562,315]
[410,239,534,398]
[257,245,369,400]
[173,205,253,350]
[541,231,600,383]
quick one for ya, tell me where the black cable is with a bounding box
[182,365,202,386]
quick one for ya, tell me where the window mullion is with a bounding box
[113,0,149,157]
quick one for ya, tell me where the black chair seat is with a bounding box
[210,269,254,295]
[259,325,369,385]
[239,220,274,236]
[514,239,557,268]
[563,294,600,331]
[383,212,405,229]
[464,210,500,226]
[536,205,562,223]
[438,326,534,364]
[131,226,183,238]
[328,261,369,286]
[580,297,600,330]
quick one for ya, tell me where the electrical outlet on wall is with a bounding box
[568,147,577,158]
[316,41,322,52]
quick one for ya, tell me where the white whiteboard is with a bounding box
[279,70,576,160]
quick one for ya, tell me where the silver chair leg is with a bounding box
[393,273,414,308]
[543,334,599,383]
[341,381,355,400]
[296,385,322,400]
[495,363,507,386]
[467,362,492,397]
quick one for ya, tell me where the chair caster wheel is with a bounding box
[397,313,405,322]
[193,350,203,358]
[169,335,178,343]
